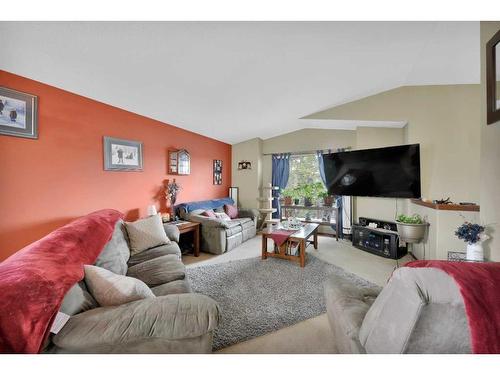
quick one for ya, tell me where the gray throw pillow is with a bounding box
[124,214,170,256]
[95,220,130,275]
[84,265,155,307]
[60,281,98,315]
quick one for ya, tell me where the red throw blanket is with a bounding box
[0,209,123,353]
[270,229,297,247]
[405,260,500,354]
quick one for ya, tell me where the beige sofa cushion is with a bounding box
[359,267,471,353]
[84,265,155,306]
[125,214,170,255]
[127,254,185,287]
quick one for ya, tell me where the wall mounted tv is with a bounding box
[323,144,421,198]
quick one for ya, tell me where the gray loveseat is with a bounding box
[177,198,258,255]
[48,220,220,354]
[324,266,471,353]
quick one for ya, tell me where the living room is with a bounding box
[1,2,500,374]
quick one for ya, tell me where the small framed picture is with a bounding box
[213,159,223,185]
[0,87,38,139]
[103,136,143,171]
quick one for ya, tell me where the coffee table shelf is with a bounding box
[261,223,319,267]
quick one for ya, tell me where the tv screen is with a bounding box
[323,144,421,198]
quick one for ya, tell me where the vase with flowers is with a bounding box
[455,222,488,261]
[165,179,181,211]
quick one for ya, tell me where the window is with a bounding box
[286,154,322,189]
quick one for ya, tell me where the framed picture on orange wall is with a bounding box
[213,159,222,185]
[0,86,38,139]
[103,136,143,171]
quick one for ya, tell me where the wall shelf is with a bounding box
[410,199,480,212]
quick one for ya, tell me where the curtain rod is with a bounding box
[262,146,352,157]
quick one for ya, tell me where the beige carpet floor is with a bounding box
[183,235,413,354]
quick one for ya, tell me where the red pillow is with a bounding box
[224,204,238,219]
[202,210,216,218]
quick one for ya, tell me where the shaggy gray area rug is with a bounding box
[186,255,377,351]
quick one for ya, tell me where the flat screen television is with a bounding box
[323,144,421,198]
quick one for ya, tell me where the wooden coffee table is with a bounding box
[261,223,319,267]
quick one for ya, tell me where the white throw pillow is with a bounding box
[84,265,155,307]
[214,212,231,221]
[125,214,170,255]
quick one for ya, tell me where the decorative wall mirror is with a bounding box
[168,149,190,175]
[486,28,500,125]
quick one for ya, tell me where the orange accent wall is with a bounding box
[0,70,232,260]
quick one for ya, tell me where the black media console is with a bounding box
[352,217,408,259]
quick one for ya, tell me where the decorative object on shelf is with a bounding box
[395,214,429,243]
[486,28,500,124]
[165,179,181,207]
[213,159,222,185]
[146,205,157,216]
[228,187,239,207]
[168,149,190,175]
[103,136,143,171]
[455,222,488,261]
[433,197,452,205]
[238,160,252,170]
[0,87,38,139]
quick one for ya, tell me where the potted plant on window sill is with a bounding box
[301,184,315,207]
[396,214,429,243]
[280,187,294,206]
[319,191,335,206]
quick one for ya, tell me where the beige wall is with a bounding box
[410,203,480,260]
[480,22,500,261]
[306,85,481,204]
[231,138,263,209]
[261,128,357,190]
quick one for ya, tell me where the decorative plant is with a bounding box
[318,190,329,199]
[455,222,485,245]
[280,187,295,198]
[396,214,424,224]
[165,179,181,206]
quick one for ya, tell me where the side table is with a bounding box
[176,221,200,257]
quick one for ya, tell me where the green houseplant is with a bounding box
[300,184,315,206]
[395,214,428,243]
[280,187,294,205]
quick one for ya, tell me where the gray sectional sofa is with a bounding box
[324,266,471,353]
[48,220,220,354]
[177,198,258,255]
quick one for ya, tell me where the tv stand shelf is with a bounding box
[352,217,408,260]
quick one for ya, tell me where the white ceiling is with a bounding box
[0,22,479,144]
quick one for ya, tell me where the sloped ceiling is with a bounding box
[0,21,479,144]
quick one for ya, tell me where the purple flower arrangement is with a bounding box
[455,222,485,244]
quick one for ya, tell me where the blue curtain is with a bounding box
[316,150,344,239]
[271,153,290,219]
